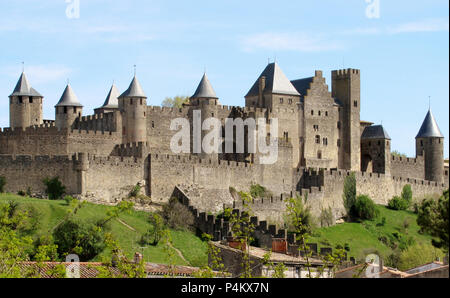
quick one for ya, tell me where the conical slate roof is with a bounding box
[361,125,391,140]
[118,76,146,98]
[246,62,300,97]
[416,109,444,138]
[100,84,120,108]
[55,84,83,107]
[9,72,43,97]
[191,73,218,99]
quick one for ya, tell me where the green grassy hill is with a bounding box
[309,205,444,264]
[0,194,208,267]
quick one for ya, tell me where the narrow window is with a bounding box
[152,121,155,128]
[317,151,322,159]
[325,111,328,116]
[63,106,67,114]
[354,101,358,107]
[315,135,320,144]
[280,98,284,104]
[73,107,76,113]
[18,96,23,104]
[337,139,341,147]
[420,140,423,146]
[288,98,293,104]
[337,122,341,129]
[29,98,33,104]
[311,110,314,116]
[318,111,321,116]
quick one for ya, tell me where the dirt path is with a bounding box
[116,218,136,231]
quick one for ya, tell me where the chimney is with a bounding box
[134,252,143,264]
[258,76,266,107]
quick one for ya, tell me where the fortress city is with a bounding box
[0,63,448,223]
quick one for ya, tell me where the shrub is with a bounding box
[18,190,26,196]
[0,176,6,193]
[26,187,32,197]
[129,184,141,198]
[63,195,77,206]
[342,173,357,219]
[388,196,409,211]
[43,177,66,200]
[354,195,379,220]
[162,197,194,230]
[53,218,106,261]
[250,184,268,198]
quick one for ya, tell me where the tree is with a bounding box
[401,184,413,207]
[43,177,66,200]
[161,96,189,108]
[342,173,357,220]
[354,195,379,220]
[417,190,449,252]
[162,197,194,230]
[391,151,407,158]
[141,213,165,245]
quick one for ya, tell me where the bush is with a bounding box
[140,213,165,245]
[129,184,141,198]
[396,243,444,271]
[388,196,409,211]
[354,195,379,220]
[0,176,6,193]
[18,190,26,196]
[250,184,269,198]
[342,173,357,219]
[63,195,77,206]
[43,177,66,200]
[162,197,194,230]
[53,218,106,261]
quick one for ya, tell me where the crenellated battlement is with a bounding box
[150,153,254,169]
[332,68,360,78]
[391,155,424,164]
[112,142,148,158]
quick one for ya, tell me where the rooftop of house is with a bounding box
[18,261,204,278]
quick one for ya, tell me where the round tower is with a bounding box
[190,73,220,160]
[9,72,44,129]
[416,109,444,183]
[118,76,147,144]
[55,84,83,131]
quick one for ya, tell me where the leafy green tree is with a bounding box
[97,233,146,278]
[417,190,449,252]
[401,184,413,206]
[397,243,445,271]
[141,213,165,245]
[284,195,313,235]
[342,173,357,220]
[391,151,407,158]
[354,195,379,220]
[43,177,66,200]
[161,96,189,108]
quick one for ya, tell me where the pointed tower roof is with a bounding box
[246,62,300,97]
[361,125,391,140]
[100,84,120,108]
[118,76,146,98]
[191,73,218,99]
[55,84,83,107]
[9,72,42,97]
[416,109,444,138]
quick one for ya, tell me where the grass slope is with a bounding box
[309,205,442,261]
[0,194,208,267]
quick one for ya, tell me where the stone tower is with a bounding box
[9,72,44,129]
[416,109,444,183]
[118,76,147,144]
[190,73,219,160]
[55,84,83,131]
[94,83,120,114]
[361,125,391,175]
[332,69,361,171]
[245,63,301,167]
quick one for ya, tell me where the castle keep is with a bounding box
[1,63,448,222]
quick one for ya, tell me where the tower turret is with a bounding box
[416,109,444,183]
[55,84,83,131]
[118,76,147,144]
[94,83,120,114]
[361,125,391,175]
[9,72,43,129]
[332,69,361,171]
[190,73,220,160]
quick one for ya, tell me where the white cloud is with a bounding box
[241,32,343,52]
[387,18,449,34]
[2,65,73,85]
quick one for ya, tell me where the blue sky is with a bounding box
[0,0,448,157]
